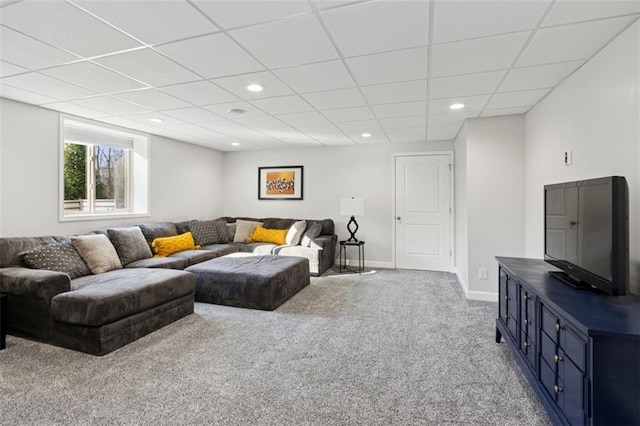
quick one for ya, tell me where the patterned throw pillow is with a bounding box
[233,220,263,243]
[248,226,288,245]
[300,223,322,247]
[285,220,307,246]
[20,242,91,279]
[107,227,153,266]
[189,219,230,245]
[71,234,123,274]
[152,232,199,257]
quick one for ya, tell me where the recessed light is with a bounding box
[231,142,240,146]
[148,118,163,123]
[449,103,465,110]
[361,132,372,138]
[246,84,263,92]
[228,108,246,115]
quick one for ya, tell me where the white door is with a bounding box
[395,154,452,271]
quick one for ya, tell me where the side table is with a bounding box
[0,293,6,350]
[339,240,365,273]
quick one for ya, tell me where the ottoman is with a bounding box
[185,255,310,311]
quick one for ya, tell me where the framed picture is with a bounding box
[258,165,304,200]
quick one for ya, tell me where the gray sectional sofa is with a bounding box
[0,217,336,355]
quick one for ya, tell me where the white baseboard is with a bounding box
[454,268,498,302]
[342,259,394,269]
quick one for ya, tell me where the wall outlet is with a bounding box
[563,149,572,165]
[479,268,488,280]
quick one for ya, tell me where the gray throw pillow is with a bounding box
[20,242,91,279]
[300,223,322,247]
[285,220,307,246]
[226,223,236,241]
[71,234,122,274]
[190,219,230,245]
[107,227,153,266]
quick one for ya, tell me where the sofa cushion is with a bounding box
[300,223,322,247]
[248,225,287,245]
[124,257,187,270]
[233,220,263,243]
[285,220,307,246]
[152,232,198,257]
[239,242,278,255]
[0,236,63,268]
[71,234,122,274]
[273,245,320,262]
[173,220,194,235]
[200,243,240,257]
[51,268,194,326]
[138,222,178,248]
[20,242,91,279]
[168,249,217,267]
[107,227,153,266]
[190,219,230,245]
[226,223,236,241]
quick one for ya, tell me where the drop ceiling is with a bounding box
[0,0,638,151]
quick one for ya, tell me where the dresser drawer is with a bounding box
[541,305,560,343]
[540,329,557,368]
[539,355,557,401]
[557,358,586,426]
[520,328,536,370]
[560,325,586,372]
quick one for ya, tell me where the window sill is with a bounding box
[59,212,150,223]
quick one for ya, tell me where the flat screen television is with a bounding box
[544,176,629,295]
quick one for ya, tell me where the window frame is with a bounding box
[59,116,150,222]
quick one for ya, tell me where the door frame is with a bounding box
[391,151,455,271]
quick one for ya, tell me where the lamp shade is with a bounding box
[340,198,365,216]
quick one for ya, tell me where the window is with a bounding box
[60,117,149,221]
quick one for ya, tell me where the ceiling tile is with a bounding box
[351,133,389,145]
[160,81,239,105]
[157,33,264,79]
[95,49,200,88]
[211,71,293,100]
[119,112,184,126]
[75,0,219,45]
[346,47,427,86]
[430,70,506,99]
[321,106,375,123]
[428,95,491,115]
[499,61,584,92]
[543,0,640,27]
[273,60,355,93]
[42,62,146,93]
[296,122,352,144]
[486,88,551,109]
[481,106,530,117]
[517,15,639,67]
[193,0,312,29]
[0,60,27,77]
[431,32,530,77]
[322,1,429,57]
[335,119,381,133]
[162,107,224,123]
[433,0,551,43]
[313,0,370,11]
[250,95,313,115]
[0,84,59,105]
[302,88,366,110]
[202,101,267,120]
[0,27,79,70]
[98,116,164,132]
[385,127,426,144]
[371,101,427,119]
[429,111,479,127]
[361,80,427,105]
[427,124,462,141]
[43,101,108,118]
[1,72,97,100]
[113,89,192,110]
[0,1,141,57]
[229,14,338,68]
[71,96,149,115]
[379,116,426,130]
[276,111,329,127]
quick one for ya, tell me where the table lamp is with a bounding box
[340,197,365,242]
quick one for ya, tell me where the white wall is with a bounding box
[223,140,453,267]
[0,98,225,237]
[454,125,469,292]
[525,20,640,294]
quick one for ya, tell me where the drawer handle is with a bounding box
[523,341,530,348]
[505,314,510,320]
[524,319,529,325]
[523,295,529,301]
[554,354,563,363]
[555,323,562,332]
[505,295,508,301]
[554,385,563,394]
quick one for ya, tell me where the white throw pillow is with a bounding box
[285,220,307,246]
[233,220,263,243]
[71,234,122,274]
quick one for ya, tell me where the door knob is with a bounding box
[396,216,401,221]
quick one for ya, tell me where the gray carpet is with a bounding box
[0,268,550,425]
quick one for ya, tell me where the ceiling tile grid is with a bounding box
[0,0,637,151]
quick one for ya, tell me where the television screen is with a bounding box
[544,176,628,295]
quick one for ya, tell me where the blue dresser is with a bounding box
[495,257,640,425]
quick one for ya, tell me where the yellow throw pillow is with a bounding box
[248,226,288,245]
[152,232,199,257]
